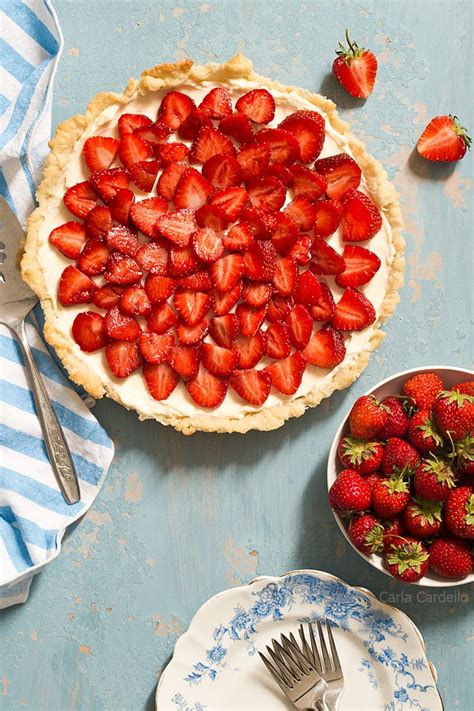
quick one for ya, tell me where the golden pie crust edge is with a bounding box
[22,54,405,435]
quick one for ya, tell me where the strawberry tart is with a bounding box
[22,55,404,434]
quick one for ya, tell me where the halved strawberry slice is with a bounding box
[90,168,130,203]
[129,160,160,192]
[273,256,297,296]
[310,282,336,321]
[190,126,235,163]
[219,112,254,143]
[174,169,212,210]
[313,198,343,237]
[104,252,142,285]
[310,236,345,275]
[119,285,151,316]
[255,128,299,165]
[212,282,243,316]
[236,303,267,337]
[265,164,293,186]
[146,302,178,334]
[64,181,97,218]
[106,225,139,257]
[265,321,291,360]
[169,245,201,277]
[313,154,361,200]
[173,290,211,326]
[336,244,381,287]
[145,274,175,303]
[130,196,168,238]
[202,154,243,189]
[271,212,299,253]
[242,282,272,307]
[156,142,190,163]
[105,305,141,341]
[341,190,382,241]
[285,304,313,349]
[157,160,188,201]
[286,234,313,265]
[236,142,270,179]
[332,33,378,99]
[77,240,110,276]
[93,284,123,310]
[332,287,376,331]
[175,318,210,345]
[244,240,276,281]
[294,270,322,305]
[240,207,277,239]
[266,295,294,322]
[235,332,266,369]
[155,208,197,247]
[136,240,169,275]
[201,342,238,376]
[186,367,228,408]
[84,205,112,239]
[199,87,232,118]
[49,222,87,258]
[118,113,152,138]
[178,109,213,141]
[178,270,212,291]
[195,204,229,231]
[235,89,275,124]
[106,340,142,378]
[222,222,254,252]
[83,136,120,173]
[119,133,153,168]
[169,344,200,380]
[110,189,135,225]
[209,254,244,291]
[230,369,271,406]
[139,333,174,364]
[209,314,238,349]
[143,362,180,400]
[72,311,108,352]
[279,110,325,162]
[284,196,317,231]
[417,115,471,162]
[134,120,171,146]
[158,91,196,129]
[290,165,327,201]
[191,227,224,262]
[247,175,286,212]
[264,352,306,394]
[303,325,346,368]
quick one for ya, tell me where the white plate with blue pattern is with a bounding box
[156,569,442,710]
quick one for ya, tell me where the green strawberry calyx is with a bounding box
[387,540,429,575]
[449,116,472,151]
[336,30,367,64]
[410,498,443,525]
[465,493,474,527]
[437,389,474,408]
[364,523,385,553]
[416,416,443,448]
[341,437,380,466]
[421,456,456,488]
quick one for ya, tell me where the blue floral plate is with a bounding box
[156,569,443,710]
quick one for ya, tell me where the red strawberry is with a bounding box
[157,160,188,201]
[169,344,200,380]
[255,128,299,166]
[432,390,474,442]
[93,284,123,310]
[104,305,141,341]
[223,222,254,252]
[129,196,168,238]
[382,437,420,477]
[407,410,443,454]
[175,318,210,345]
[110,189,135,225]
[104,252,142,285]
[143,362,180,400]
[302,325,346,368]
[403,499,443,538]
[294,270,321,306]
[119,133,153,168]
[242,282,272,308]
[273,257,297,297]
[286,236,312,267]
[118,285,151,317]
[341,190,382,241]
[314,154,361,201]
[378,396,410,440]
[178,271,212,291]
[417,115,471,162]
[190,126,235,164]
[451,434,474,478]
[195,204,229,232]
[144,274,175,303]
[240,207,277,239]
[134,120,170,146]
[265,321,291,360]
[290,165,327,201]
[155,208,197,247]
[146,302,178,334]
[178,109,212,141]
[129,160,160,192]
[349,395,389,439]
[413,457,456,501]
[49,222,87,258]
[264,352,305,395]
[105,340,142,378]
[202,154,242,189]
[348,514,384,555]
[90,168,130,203]
[372,474,410,518]
[382,518,405,552]
[284,196,317,231]
[285,304,312,349]
[247,175,286,212]
[235,332,266,369]
[106,225,139,257]
[265,164,293,186]
[212,282,243,316]
[118,113,152,138]
[454,381,474,397]
[209,314,238,349]
[401,372,444,412]
[219,112,254,144]
[271,213,299,253]
[338,436,384,474]
[310,237,345,275]
[279,110,325,163]
[230,368,272,406]
[244,240,276,282]
[168,242,200,280]
[136,240,169,275]
[445,486,474,539]
[83,136,120,173]
[235,89,275,124]
[333,31,377,98]
[237,142,271,179]
[158,91,196,129]
[236,303,267,337]
[191,227,224,262]
[385,537,429,583]
[185,367,228,408]
[76,240,109,276]
[209,186,248,222]
[336,245,381,287]
[313,198,343,237]
[266,295,294,323]
[156,142,190,163]
[173,169,212,210]
[429,538,473,578]
[328,469,371,512]
[199,87,232,118]
[201,342,238,376]
[58,265,97,305]
[210,254,244,291]
[332,287,376,331]
[173,290,210,326]
[139,332,174,364]
[84,205,112,239]
[72,311,107,352]
[310,283,336,322]
[64,181,97,218]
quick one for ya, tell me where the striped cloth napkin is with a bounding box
[0,0,114,608]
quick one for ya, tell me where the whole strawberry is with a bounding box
[453,380,474,397]
[332,31,378,99]
[382,518,405,552]
[407,409,443,454]
[372,474,410,519]
[349,395,389,439]
[378,396,409,439]
[348,514,384,555]
[445,486,474,539]
[432,390,474,442]
[417,115,471,162]
[401,372,444,411]
[413,457,456,501]
[329,469,371,513]
[381,437,420,477]
[338,436,384,474]
[403,498,443,538]
[385,536,429,583]
[451,434,474,477]
[364,471,383,492]
[429,538,473,578]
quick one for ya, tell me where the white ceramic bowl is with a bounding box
[327,365,474,587]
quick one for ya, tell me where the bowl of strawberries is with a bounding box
[327,366,474,586]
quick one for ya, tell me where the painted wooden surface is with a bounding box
[1,1,473,709]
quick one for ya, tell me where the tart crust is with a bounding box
[22,54,404,435]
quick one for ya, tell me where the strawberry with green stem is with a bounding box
[403,498,443,538]
[385,536,429,583]
[417,115,471,162]
[332,30,378,99]
[413,456,456,501]
[338,436,384,475]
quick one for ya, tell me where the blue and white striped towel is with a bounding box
[0,0,114,609]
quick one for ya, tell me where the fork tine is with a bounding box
[267,644,297,686]
[297,624,314,667]
[317,619,331,673]
[281,633,313,675]
[259,651,290,693]
[326,622,342,673]
[271,639,302,681]
[307,622,323,673]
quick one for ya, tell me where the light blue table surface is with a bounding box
[1,1,473,709]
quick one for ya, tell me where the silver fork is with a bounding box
[297,621,344,711]
[0,197,80,504]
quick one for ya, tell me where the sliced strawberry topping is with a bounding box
[186,367,228,408]
[290,165,327,201]
[93,284,123,310]
[77,240,110,276]
[169,344,200,380]
[236,303,267,336]
[210,254,244,291]
[190,126,235,163]
[83,136,120,173]
[130,196,168,238]
[119,285,152,316]
[199,87,232,118]
[158,91,196,129]
[201,342,238,376]
[145,274,175,303]
[240,207,277,239]
[230,369,271,406]
[303,325,346,368]
[265,321,291,360]
[271,213,299,253]
[129,160,160,192]
[175,318,210,345]
[294,270,322,305]
[237,142,270,179]
[143,362,180,400]
[146,302,178,334]
[119,133,153,168]
[209,314,238,349]
[178,270,212,291]
[49,222,87,258]
[242,282,272,307]
[313,198,343,236]
[169,245,201,277]
[313,154,361,200]
[202,154,243,189]
[72,311,107,352]
[155,208,197,247]
[178,109,213,141]
[157,160,188,201]
[156,142,190,163]
[265,294,294,323]
[110,189,135,225]
[279,110,325,163]
[106,340,142,378]
[265,164,293,186]
[342,190,382,241]
[90,168,130,203]
[235,89,275,124]
[118,113,152,138]
[286,304,313,349]
[173,290,211,326]
[310,236,345,275]
[273,256,297,296]
[104,252,142,285]
[336,244,381,287]
[105,305,141,341]
[235,332,266,369]
[212,282,243,316]
[191,227,224,262]
[174,169,212,210]
[256,128,299,165]
[286,234,313,265]
[332,287,376,331]
[247,175,286,212]
[244,240,276,281]
[222,222,254,252]
[264,352,306,394]
[195,204,229,231]
[84,205,112,239]
[139,332,174,364]
[106,225,139,257]
[284,196,317,231]
[134,120,171,146]
[310,282,336,322]
[219,112,254,143]
[136,240,169,275]
[64,181,97,218]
